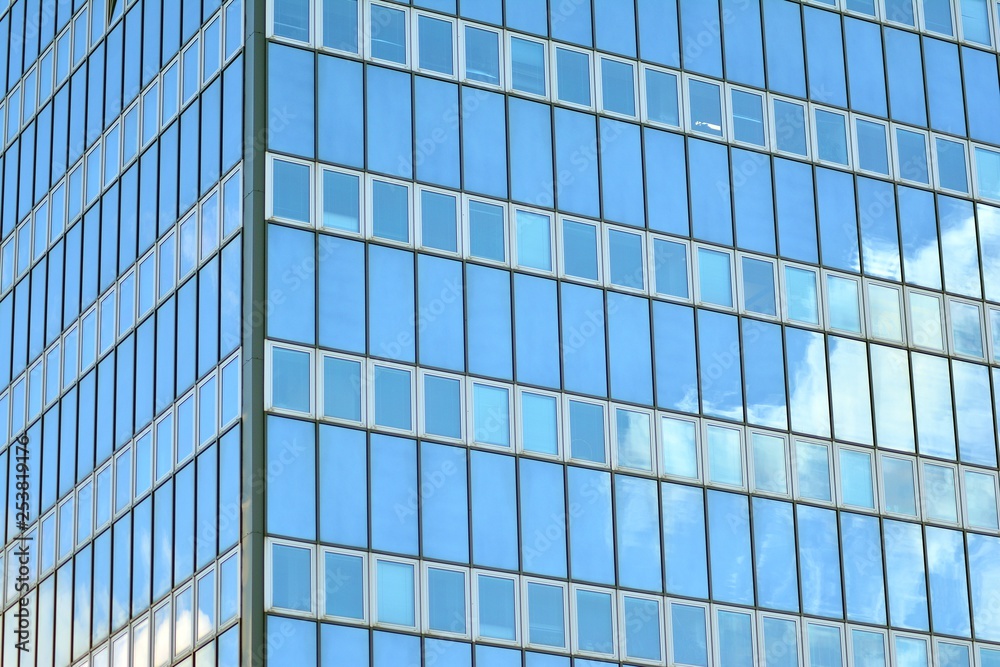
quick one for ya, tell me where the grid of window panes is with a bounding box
[0,0,245,664]
[264,0,1000,666]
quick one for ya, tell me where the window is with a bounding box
[795,440,833,503]
[509,36,547,97]
[514,209,553,272]
[974,146,1000,200]
[418,189,459,254]
[687,76,724,138]
[518,389,560,456]
[806,622,843,667]
[416,15,455,76]
[696,247,734,308]
[621,594,663,661]
[463,25,501,85]
[949,298,985,358]
[653,237,690,300]
[729,87,766,147]
[370,3,408,64]
[270,157,312,225]
[933,136,970,193]
[783,264,820,326]
[661,414,700,480]
[466,199,507,262]
[643,67,680,127]
[963,469,999,530]
[560,218,600,282]
[567,398,607,465]
[423,565,468,637]
[268,343,313,415]
[471,381,511,448]
[705,423,744,488]
[716,607,756,667]
[475,572,518,642]
[741,256,777,317]
[420,372,463,441]
[322,0,361,53]
[894,635,930,667]
[760,615,801,667]
[321,168,362,234]
[525,580,567,649]
[369,179,411,244]
[614,407,653,472]
[810,109,849,168]
[322,354,363,423]
[600,56,637,117]
[268,541,314,614]
[921,462,959,523]
[372,363,414,432]
[573,586,616,656]
[908,290,944,350]
[838,446,875,510]
[921,0,954,34]
[554,46,592,107]
[855,117,891,175]
[669,601,710,667]
[826,273,862,334]
[273,0,311,42]
[881,454,919,517]
[374,558,417,628]
[895,127,930,184]
[772,97,809,156]
[751,431,789,496]
[607,227,645,290]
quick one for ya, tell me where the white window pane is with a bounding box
[272,347,311,413]
[662,416,698,479]
[376,560,415,626]
[271,544,312,612]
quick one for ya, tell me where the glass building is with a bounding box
[9,0,1000,664]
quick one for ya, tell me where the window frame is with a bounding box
[368,360,417,434]
[415,184,462,257]
[792,437,837,506]
[197,371,221,448]
[769,93,811,159]
[930,133,972,195]
[878,452,921,520]
[417,368,465,444]
[851,113,893,178]
[515,386,563,460]
[557,215,603,286]
[846,625,889,667]
[570,583,620,659]
[810,103,853,169]
[916,0,958,35]
[823,270,865,337]
[667,598,713,667]
[804,619,847,667]
[891,123,932,186]
[467,377,515,451]
[960,465,1000,533]
[737,252,780,321]
[780,260,823,329]
[649,233,693,303]
[946,295,987,360]
[935,638,976,667]
[505,31,550,100]
[757,611,804,667]
[618,590,665,665]
[264,340,316,418]
[463,194,510,266]
[919,458,962,527]
[712,604,759,667]
[371,554,421,631]
[266,153,315,227]
[268,0,314,44]
[880,0,918,27]
[639,63,682,130]
[989,306,1000,364]
[693,243,737,311]
[891,631,932,667]
[317,0,363,56]
[564,394,611,468]
[726,83,769,150]
[611,403,656,475]
[366,174,414,247]
[906,287,946,351]
[702,420,747,490]
[522,576,570,652]
[834,443,878,513]
[421,561,472,639]
[318,547,369,624]
[551,41,596,111]
[511,205,557,276]
[748,429,791,499]
[658,411,703,483]
[458,21,504,89]
[317,164,364,237]
[604,223,648,294]
[367,0,411,67]
[264,537,317,617]
[472,569,521,646]
[412,10,459,80]
[683,72,727,140]
[972,143,1000,202]
[597,52,639,119]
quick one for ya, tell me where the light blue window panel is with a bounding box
[471,452,518,569]
[576,590,614,654]
[551,0,592,45]
[616,475,661,590]
[698,248,733,307]
[417,255,464,371]
[680,0,722,76]
[376,560,415,626]
[924,0,954,33]
[808,624,843,667]
[856,120,889,174]
[319,236,366,354]
[554,108,599,217]
[506,0,547,35]
[462,89,507,198]
[896,128,929,184]
[373,367,412,431]
[512,276,560,388]
[521,393,558,455]
[839,450,874,509]
[609,229,644,289]
[267,44,314,158]
[600,119,645,227]
[753,498,798,612]
[569,400,606,463]
[851,630,886,666]
[841,512,886,624]
[924,39,966,135]
[421,444,469,562]
[320,426,368,547]
[637,0,678,65]
[816,169,860,272]
[723,0,764,86]
[561,283,607,397]
[370,5,407,63]
[970,533,1000,640]
[322,625,368,667]
[325,552,364,619]
[786,329,831,437]
[367,67,412,179]
[966,469,1000,530]
[270,347,311,413]
[616,409,653,471]
[323,0,360,52]
[733,151,775,254]
[478,575,517,641]
[804,7,847,106]
[645,129,689,235]
[608,293,653,406]
[731,90,765,146]
[468,201,506,261]
[623,596,661,661]
[418,16,453,74]
[510,37,546,95]
[743,321,787,430]
[653,302,698,412]
[796,441,832,502]
[601,59,635,116]
[371,435,418,554]
[510,98,554,207]
[885,0,916,23]
[273,0,310,41]
[423,375,462,440]
[936,137,969,192]
[895,637,929,667]
[271,543,312,612]
[773,100,808,157]
[939,643,972,667]
[594,0,636,55]
[926,527,971,637]
[718,610,755,667]
[556,48,591,106]
[885,29,926,126]
[940,196,981,297]
[527,583,565,648]
[467,265,512,380]
[689,139,733,245]
[671,603,709,666]
[954,360,996,467]
[653,239,688,298]
[844,18,887,117]
[815,110,848,165]
[568,468,614,584]
[427,568,467,634]
[318,56,363,167]
[520,459,567,577]
[644,69,679,126]
[473,384,510,447]
[516,211,552,271]
[373,633,421,667]
[884,520,929,630]
[563,220,599,281]
[371,180,409,243]
[688,78,723,137]
[798,506,842,618]
[763,0,805,96]
[899,187,941,289]
[266,416,316,540]
[267,224,315,344]
[742,258,776,316]
[369,245,414,362]
[268,617,316,664]
[464,26,500,85]
[421,190,459,253]
[708,491,754,605]
[271,159,310,223]
[322,170,361,233]
[699,311,743,419]
[415,78,460,188]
